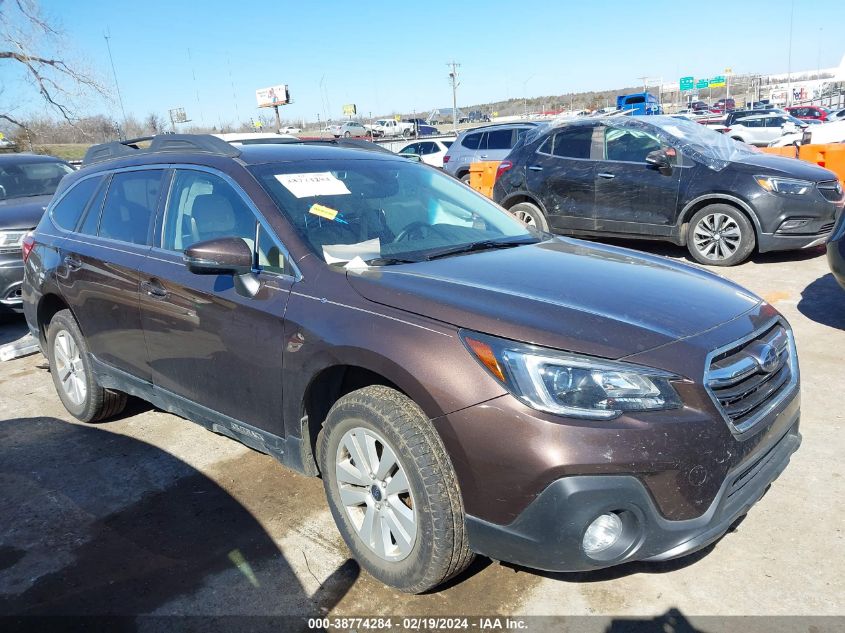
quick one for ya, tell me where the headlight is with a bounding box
[0,230,27,254]
[462,331,682,420]
[755,176,813,195]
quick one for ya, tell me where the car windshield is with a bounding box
[250,158,539,265]
[0,159,73,200]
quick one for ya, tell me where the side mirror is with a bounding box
[645,148,674,175]
[184,237,254,276]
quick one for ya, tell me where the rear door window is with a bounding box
[551,127,594,159]
[485,129,514,150]
[98,170,164,245]
[51,176,102,231]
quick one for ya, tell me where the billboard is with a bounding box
[169,107,188,124]
[342,103,357,115]
[256,85,290,108]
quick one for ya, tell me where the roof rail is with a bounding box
[82,134,241,166]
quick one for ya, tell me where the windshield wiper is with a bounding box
[421,237,538,261]
[365,256,421,266]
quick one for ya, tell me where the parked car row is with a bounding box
[16,133,806,595]
[435,116,843,267]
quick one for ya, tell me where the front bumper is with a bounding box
[0,255,25,312]
[465,418,801,572]
[757,230,834,253]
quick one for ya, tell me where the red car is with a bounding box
[786,105,828,121]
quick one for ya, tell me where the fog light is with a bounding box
[582,512,623,555]
[777,218,811,233]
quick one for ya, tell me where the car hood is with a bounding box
[347,238,761,360]
[730,152,837,181]
[0,194,51,229]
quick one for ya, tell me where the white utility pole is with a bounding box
[448,61,460,135]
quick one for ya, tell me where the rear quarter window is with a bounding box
[461,133,481,150]
[50,176,102,231]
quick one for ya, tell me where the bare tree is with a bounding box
[144,112,165,135]
[0,0,109,130]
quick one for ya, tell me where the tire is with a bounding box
[319,386,473,593]
[730,136,745,143]
[686,204,755,266]
[459,172,471,185]
[402,128,411,138]
[509,201,549,231]
[344,131,351,138]
[46,309,127,422]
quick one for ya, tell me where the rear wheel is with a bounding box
[687,204,755,266]
[47,309,127,422]
[509,201,549,231]
[320,386,473,593]
[459,172,471,185]
[344,131,351,138]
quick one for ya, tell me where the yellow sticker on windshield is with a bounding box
[309,203,340,221]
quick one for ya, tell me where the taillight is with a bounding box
[495,160,513,181]
[21,233,35,263]
[442,155,450,164]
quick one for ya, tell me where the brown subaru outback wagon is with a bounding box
[22,135,801,593]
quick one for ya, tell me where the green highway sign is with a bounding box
[696,78,710,89]
[710,75,726,88]
[680,76,694,91]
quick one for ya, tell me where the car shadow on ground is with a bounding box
[798,272,845,330]
[0,417,358,627]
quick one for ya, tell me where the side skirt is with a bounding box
[90,355,306,474]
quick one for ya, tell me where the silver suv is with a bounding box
[443,122,539,182]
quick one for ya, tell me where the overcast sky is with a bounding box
[16,0,845,125]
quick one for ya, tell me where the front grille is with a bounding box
[706,322,796,433]
[819,222,835,233]
[817,180,843,202]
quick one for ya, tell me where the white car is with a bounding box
[369,119,415,138]
[327,121,368,138]
[397,138,455,168]
[725,114,804,147]
[280,125,302,134]
[214,132,298,145]
[770,118,845,147]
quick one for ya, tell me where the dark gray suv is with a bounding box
[0,153,74,312]
[494,116,843,266]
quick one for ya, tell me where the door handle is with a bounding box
[63,256,82,271]
[479,154,489,159]
[141,279,169,300]
[598,172,616,179]
[528,165,544,172]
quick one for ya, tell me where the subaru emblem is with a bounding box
[748,342,780,374]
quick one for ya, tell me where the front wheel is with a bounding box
[47,309,127,422]
[687,204,755,266]
[344,131,351,138]
[320,386,473,593]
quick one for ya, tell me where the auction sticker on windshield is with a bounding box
[309,203,342,221]
[275,172,351,198]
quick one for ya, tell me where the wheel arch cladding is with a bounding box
[681,196,761,236]
[37,293,73,345]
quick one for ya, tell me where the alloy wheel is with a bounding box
[53,330,87,406]
[335,426,417,562]
[514,209,537,227]
[692,212,742,261]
